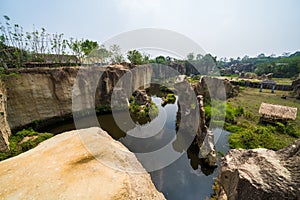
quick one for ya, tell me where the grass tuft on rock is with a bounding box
[0,129,53,161]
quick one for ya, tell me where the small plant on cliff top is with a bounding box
[8,129,53,157]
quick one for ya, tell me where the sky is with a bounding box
[0,0,299,59]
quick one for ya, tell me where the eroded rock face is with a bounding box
[194,77,237,101]
[292,79,300,99]
[134,90,151,106]
[0,82,10,152]
[174,75,217,167]
[0,64,153,150]
[218,139,300,200]
[0,127,165,200]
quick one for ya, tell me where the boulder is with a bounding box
[0,127,165,200]
[134,90,151,106]
[195,77,237,101]
[292,79,300,99]
[218,139,300,200]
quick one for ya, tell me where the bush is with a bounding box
[129,95,159,124]
[204,101,244,125]
[227,119,299,150]
[229,125,292,150]
[165,93,176,104]
[2,129,54,160]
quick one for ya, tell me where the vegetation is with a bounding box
[162,93,176,106]
[224,87,300,150]
[204,100,244,127]
[0,129,53,161]
[187,74,201,83]
[127,50,149,65]
[217,51,300,79]
[0,15,125,68]
[129,95,159,124]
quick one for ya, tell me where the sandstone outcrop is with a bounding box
[217,139,300,200]
[0,82,10,152]
[0,127,165,200]
[174,75,217,167]
[194,77,238,101]
[0,64,153,150]
[292,78,300,99]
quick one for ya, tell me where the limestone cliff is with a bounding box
[174,75,217,166]
[0,81,10,152]
[0,64,153,150]
[194,77,238,101]
[217,139,300,200]
[0,127,165,199]
[292,78,300,99]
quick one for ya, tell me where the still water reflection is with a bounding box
[45,96,230,200]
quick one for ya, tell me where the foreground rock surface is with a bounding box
[0,127,165,200]
[218,139,300,200]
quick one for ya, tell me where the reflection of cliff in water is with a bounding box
[44,83,230,199]
[45,84,217,175]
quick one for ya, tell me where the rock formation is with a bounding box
[0,82,10,152]
[174,75,217,167]
[194,77,238,101]
[292,78,300,99]
[133,90,151,106]
[217,139,300,200]
[0,127,165,200]
[0,64,153,151]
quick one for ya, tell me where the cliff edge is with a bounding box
[0,127,165,200]
[217,139,300,200]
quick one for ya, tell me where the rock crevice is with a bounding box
[218,139,300,200]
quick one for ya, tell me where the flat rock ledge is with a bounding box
[0,127,165,200]
[217,139,300,200]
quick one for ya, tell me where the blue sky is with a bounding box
[0,0,299,58]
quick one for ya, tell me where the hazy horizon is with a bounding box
[1,0,299,59]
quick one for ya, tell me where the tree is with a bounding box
[109,44,124,64]
[241,55,249,62]
[68,38,84,63]
[127,50,144,65]
[258,53,265,58]
[196,54,203,61]
[96,44,111,64]
[187,52,194,61]
[155,55,166,64]
[81,39,99,56]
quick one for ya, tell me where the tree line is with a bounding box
[0,16,124,68]
[217,52,300,78]
[1,15,299,79]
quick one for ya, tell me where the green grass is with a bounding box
[225,87,300,150]
[0,129,53,161]
[217,77,294,85]
[165,93,176,104]
[272,78,294,85]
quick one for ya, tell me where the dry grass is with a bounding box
[259,102,297,120]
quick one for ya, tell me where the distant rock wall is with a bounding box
[0,64,153,151]
[292,79,300,99]
[0,82,10,152]
[194,77,238,101]
[174,75,217,166]
[217,139,300,200]
[230,80,293,91]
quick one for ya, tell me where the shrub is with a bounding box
[165,93,176,104]
[7,129,53,159]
